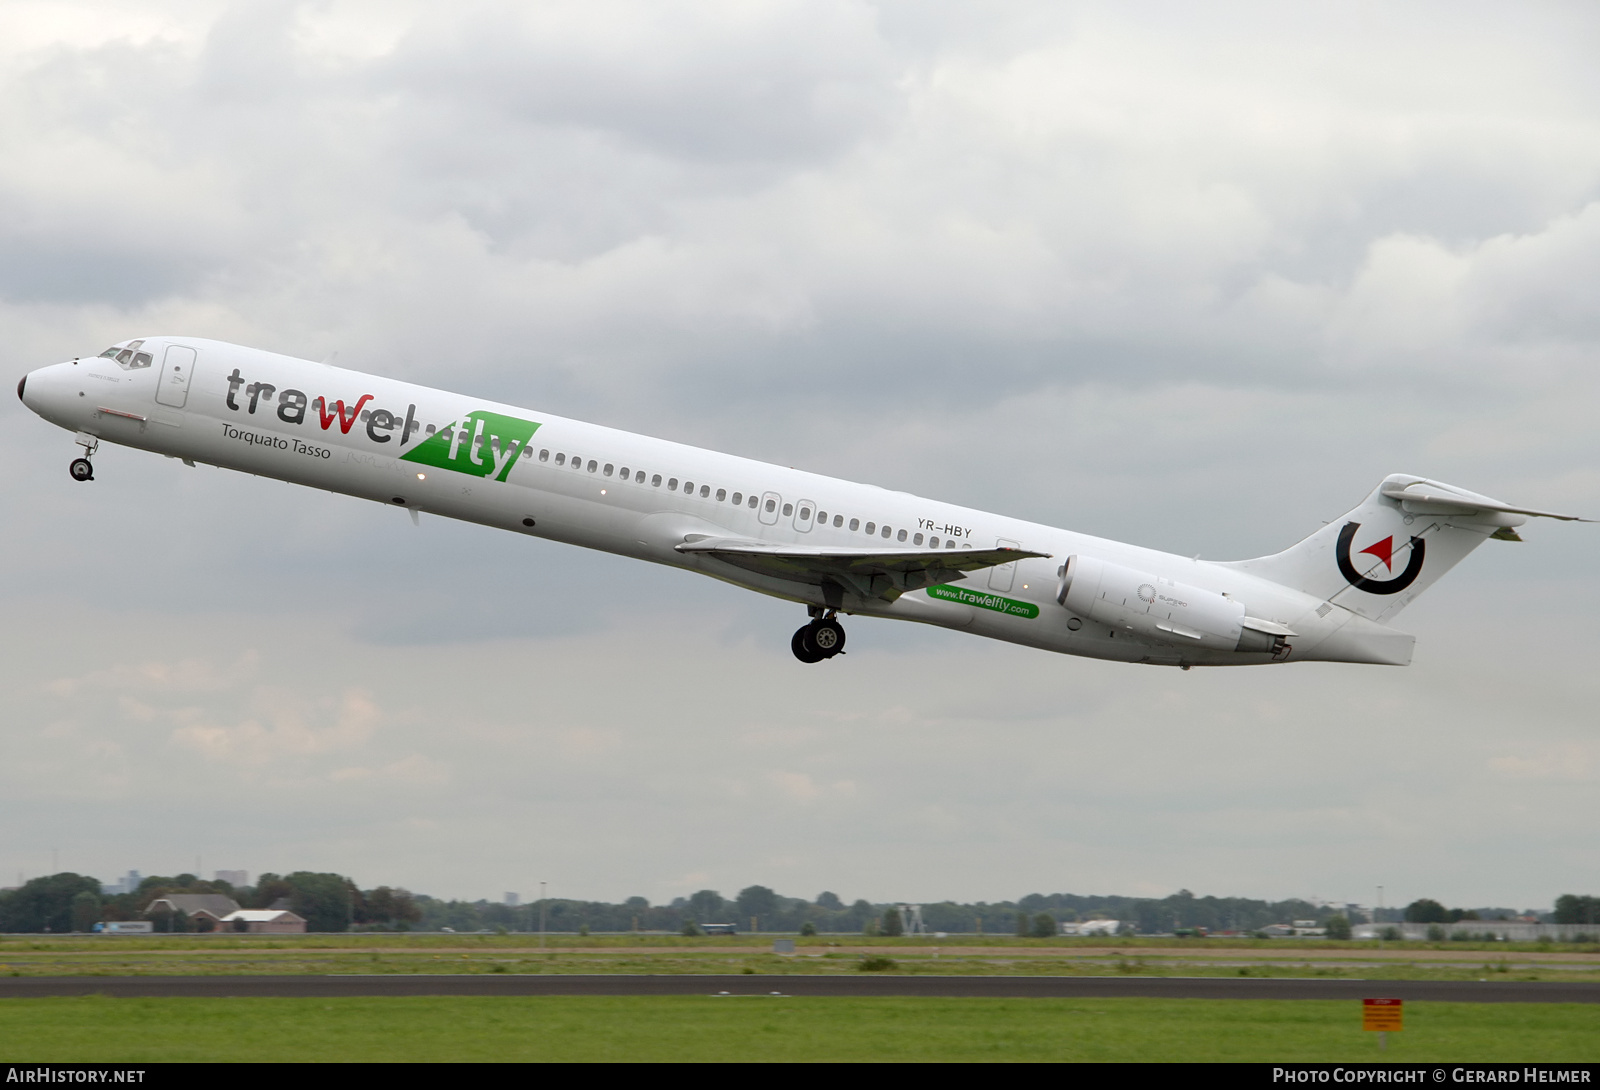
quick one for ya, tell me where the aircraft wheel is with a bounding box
[791,626,825,663]
[69,458,94,482]
[810,619,846,657]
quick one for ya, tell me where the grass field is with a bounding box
[2,995,1597,1062]
[1,934,1596,983]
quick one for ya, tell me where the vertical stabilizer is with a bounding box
[1220,474,1585,623]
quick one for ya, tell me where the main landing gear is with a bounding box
[69,434,98,482]
[791,610,847,663]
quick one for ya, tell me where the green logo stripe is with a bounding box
[928,584,1040,618]
[400,411,540,481]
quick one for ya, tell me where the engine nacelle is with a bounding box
[1056,555,1281,654]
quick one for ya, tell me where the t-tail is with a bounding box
[1223,473,1591,625]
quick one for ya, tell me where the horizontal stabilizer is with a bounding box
[1379,483,1593,522]
[675,536,1049,603]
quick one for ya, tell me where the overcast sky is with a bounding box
[2,1,1597,914]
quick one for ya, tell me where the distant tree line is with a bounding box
[1403,898,1479,924]
[0,874,1588,935]
[0,871,420,934]
[0,880,1350,935]
[1553,895,1600,926]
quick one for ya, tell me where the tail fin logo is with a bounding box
[1337,522,1425,595]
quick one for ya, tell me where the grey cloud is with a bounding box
[378,1,896,166]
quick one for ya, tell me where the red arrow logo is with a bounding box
[1359,535,1396,571]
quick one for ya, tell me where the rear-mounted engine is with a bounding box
[1056,555,1291,656]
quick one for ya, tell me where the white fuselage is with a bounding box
[20,337,1387,667]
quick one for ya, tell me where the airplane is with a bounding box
[17,337,1590,667]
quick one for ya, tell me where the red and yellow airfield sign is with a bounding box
[1363,997,1404,1032]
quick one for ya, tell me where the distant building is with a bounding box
[101,871,142,897]
[214,870,249,888]
[144,894,242,930]
[1261,922,1327,937]
[220,909,307,934]
[505,892,519,907]
[1061,920,1122,936]
[1353,921,1596,942]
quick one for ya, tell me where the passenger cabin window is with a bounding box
[668,478,678,490]
[765,499,776,512]
[555,453,566,465]
[587,460,598,472]
[799,507,811,521]
[882,526,892,539]
[521,445,533,459]
[913,533,923,546]
[620,467,630,479]
[946,540,956,549]
[540,449,549,462]
[684,480,694,493]
[748,495,758,508]
[849,518,859,531]
[833,515,843,528]
[930,536,939,547]
[731,492,742,505]
[700,485,710,498]
[604,464,613,476]
[716,488,726,502]
[864,522,875,535]
[652,474,662,487]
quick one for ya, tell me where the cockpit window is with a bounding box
[107,340,147,369]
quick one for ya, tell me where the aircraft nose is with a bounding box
[17,363,74,420]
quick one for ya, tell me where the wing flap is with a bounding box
[674,536,1051,602]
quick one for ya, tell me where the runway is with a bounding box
[3,975,1597,1002]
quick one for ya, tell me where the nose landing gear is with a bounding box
[791,613,847,663]
[69,433,98,482]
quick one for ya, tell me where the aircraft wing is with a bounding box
[674,535,1051,603]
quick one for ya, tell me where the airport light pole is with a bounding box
[539,881,547,950]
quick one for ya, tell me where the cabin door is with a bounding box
[759,491,782,526]
[987,538,1021,592]
[156,345,197,408]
